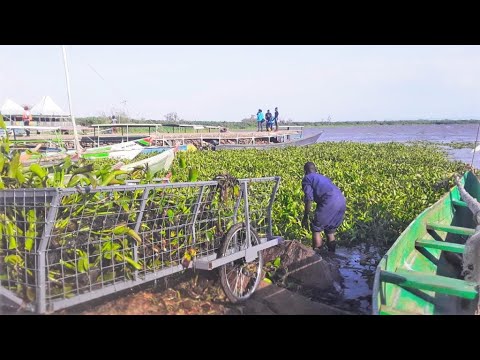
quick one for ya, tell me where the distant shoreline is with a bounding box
[305,120,480,127]
[76,118,480,130]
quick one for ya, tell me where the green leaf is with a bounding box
[123,256,143,270]
[273,257,281,268]
[25,229,36,251]
[29,163,47,179]
[59,259,76,270]
[0,115,6,130]
[188,167,199,182]
[178,153,187,168]
[5,254,23,266]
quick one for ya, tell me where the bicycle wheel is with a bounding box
[218,222,264,303]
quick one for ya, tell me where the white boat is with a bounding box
[69,137,154,160]
[120,148,176,174]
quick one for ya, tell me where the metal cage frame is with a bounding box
[0,176,282,314]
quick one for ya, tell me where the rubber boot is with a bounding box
[327,241,336,253]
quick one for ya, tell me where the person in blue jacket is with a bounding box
[301,162,346,253]
[256,109,265,132]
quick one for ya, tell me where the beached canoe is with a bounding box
[81,148,143,160]
[76,137,153,160]
[141,143,197,154]
[120,148,176,174]
[372,171,480,315]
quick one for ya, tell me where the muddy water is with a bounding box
[304,245,383,314]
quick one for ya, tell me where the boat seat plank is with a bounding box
[452,199,468,208]
[415,239,465,254]
[379,305,422,315]
[380,269,478,299]
[426,222,475,236]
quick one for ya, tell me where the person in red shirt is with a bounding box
[22,106,32,137]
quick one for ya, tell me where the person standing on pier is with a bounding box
[257,109,265,132]
[301,162,346,254]
[274,107,279,131]
[22,106,32,137]
[265,110,273,131]
[111,115,118,134]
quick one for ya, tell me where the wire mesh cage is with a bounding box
[0,176,282,313]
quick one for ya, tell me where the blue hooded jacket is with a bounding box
[257,111,265,122]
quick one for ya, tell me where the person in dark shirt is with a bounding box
[274,107,279,131]
[301,162,346,253]
[111,115,118,134]
[265,110,273,131]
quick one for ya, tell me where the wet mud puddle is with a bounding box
[309,244,384,314]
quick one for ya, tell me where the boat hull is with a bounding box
[372,171,480,315]
[120,148,176,174]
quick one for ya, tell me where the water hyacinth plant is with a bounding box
[169,142,467,246]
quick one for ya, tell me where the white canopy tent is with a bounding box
[1,99,25,122]
[31,96,70,126]
[31,95,69,117]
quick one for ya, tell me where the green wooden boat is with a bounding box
[372,171,480,315]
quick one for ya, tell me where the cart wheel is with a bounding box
[218,223,264,303]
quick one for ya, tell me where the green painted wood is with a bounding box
[415,239,465,254]
[381,269,478,300]
[372,171,480,315]
[452,199,468,208]
[379,305,422,315]
[426,222,475,236]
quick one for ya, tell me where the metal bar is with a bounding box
[266,176,281,238]
[133,188,150,280]
[190,186,206,244]
[471,122,480,167]
[134,189,151,233]
[0,178,278,200]
[47,237,285,313]
[36,192,62,314]
[0,286,25,307]
[232,187,243,225]
[242,182,251,248]
[61,46,82,153]
[48,262,187,313]
[195,236,284,270]
[0,188,58,201]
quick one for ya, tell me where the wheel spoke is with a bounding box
[233,268,240,296]
[226,265,236,278]
[240,268,244,295]
[219,225,264,303]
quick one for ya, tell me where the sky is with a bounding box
[1,45,480,122]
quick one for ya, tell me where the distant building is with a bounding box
[0,99,25,123]
[30,96,70,126]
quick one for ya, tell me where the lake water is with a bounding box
[303,124,480,167]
